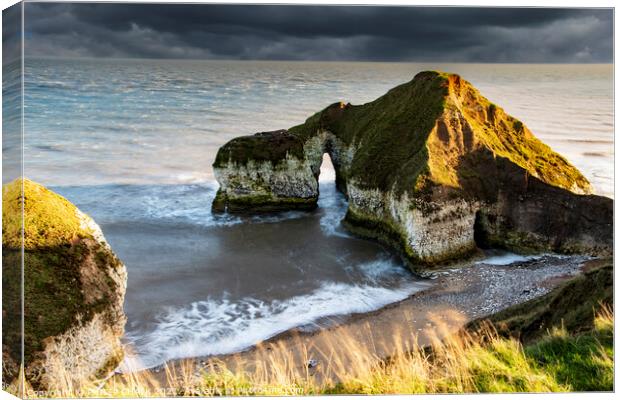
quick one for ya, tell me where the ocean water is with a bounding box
[56,176,431,370]
[18,58,614,369]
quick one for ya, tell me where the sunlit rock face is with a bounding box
[2,179,127,390]
[212,72,612,269]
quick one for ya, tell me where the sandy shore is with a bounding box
[140,254,589,384]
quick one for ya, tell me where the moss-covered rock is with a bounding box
[212,130,324,212]
[213,129,306,168]
[212,71,612,268]
[3,178,95,249]
[2,178,127,390]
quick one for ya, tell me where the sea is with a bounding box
[8,58,615,370]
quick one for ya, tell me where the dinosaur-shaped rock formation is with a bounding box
[212,71,612,268]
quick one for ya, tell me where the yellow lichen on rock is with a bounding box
[1,178,128,390]
[2,178,95,249]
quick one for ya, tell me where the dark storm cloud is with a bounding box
[22,3,613,63]
[3,2,22,65]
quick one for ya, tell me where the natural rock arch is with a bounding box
[212,71,612,270]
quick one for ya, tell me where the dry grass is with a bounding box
[5,304,612,397]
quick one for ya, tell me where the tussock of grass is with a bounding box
[524,304,614,391]
[12,305,613,397]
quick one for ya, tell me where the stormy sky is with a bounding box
[16,3,614,63]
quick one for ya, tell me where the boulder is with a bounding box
[212,129,323,212]
[212,71,612,268]
[2,178,127,389]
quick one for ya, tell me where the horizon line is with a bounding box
[18,55,615,65]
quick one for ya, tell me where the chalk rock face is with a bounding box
[2,179,127,389]
[212,71,613,268]
[213,130,324,212]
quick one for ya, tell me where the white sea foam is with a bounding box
[476,252,541,266]
[138,181,350,229]
[58,181,335,229]
[355,257,408,282]
[140,182,244,227]
[121,277,429,371]
[317,183,350,238]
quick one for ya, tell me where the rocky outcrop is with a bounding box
[2,179,127,389]
[212,71,613,269]
[213,130,324,212]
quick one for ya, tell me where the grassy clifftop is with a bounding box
[429,73,591,194]
[213,129,306,168]
[291,71,450,194]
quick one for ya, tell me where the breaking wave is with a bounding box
[122,269,429,371]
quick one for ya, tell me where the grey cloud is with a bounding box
[20,3,613,63]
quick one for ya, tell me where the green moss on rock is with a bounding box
[213,129,305,167]
[1,179,127,388]
[212,190,318,213]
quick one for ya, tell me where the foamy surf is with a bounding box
[476,252,541,266]
[318,182,351,238]
[121,276,431,372]
[55,181,346,229]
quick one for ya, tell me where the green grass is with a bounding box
[213,130,305,167]
[326,305,613,394]
[289,71,449,195]
[525,313,613,391]
[456,85,591,194]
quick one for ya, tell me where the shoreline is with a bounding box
[137,253,590,384]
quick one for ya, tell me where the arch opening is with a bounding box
[318,152,337,185]
[473,210,492,249]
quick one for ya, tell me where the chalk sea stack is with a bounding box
[213,71,612,268]
[2,179,127,389]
